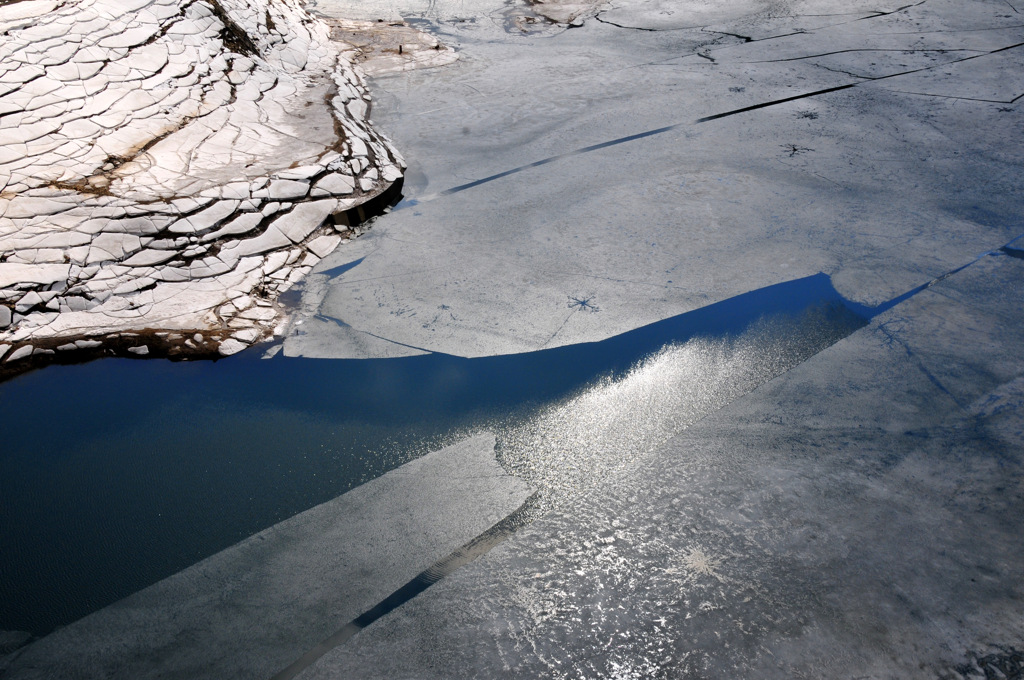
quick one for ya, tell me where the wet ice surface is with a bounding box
[0,271,860,648]
[2,435,532,680]
[497,297,864,506]
[2,0,1023,676]
[274,0,1021,677]
[302,252,1024,680]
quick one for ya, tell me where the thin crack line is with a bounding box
[869,232,1024,318]
[694,82,860,122]
[865,230,1024,411]
[740,47,983,64]
[314,313,439,354]
[594,13,659,32]
[540,309,576,348]
[855,0,928,21]
[700,28,809,43]
[878,89,1021,104]
[395,124,682,207]
[877,321,967,411]
[392,41,1024,208]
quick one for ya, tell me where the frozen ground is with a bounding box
[1,0,1022,677]
[285,0,1023,359]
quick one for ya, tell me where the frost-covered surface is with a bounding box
[0,0,404,369]
[287,0,1024,360]
[267,0,1022,675]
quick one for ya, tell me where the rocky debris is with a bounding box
[0,0,406,378]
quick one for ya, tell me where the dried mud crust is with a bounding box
[0,180,404,383]
[0,0,407,379]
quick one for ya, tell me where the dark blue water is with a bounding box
[0,273,869,637]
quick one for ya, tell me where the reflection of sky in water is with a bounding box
[0,274,865,636]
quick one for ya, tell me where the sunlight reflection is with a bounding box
[498,304,860,507]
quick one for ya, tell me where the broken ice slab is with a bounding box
[2,433,532,680]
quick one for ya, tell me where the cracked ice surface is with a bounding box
[288,0,1024,360]
[0,0,405,370]
[299,246,1024,680]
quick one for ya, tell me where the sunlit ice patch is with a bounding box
[496,301,864,508]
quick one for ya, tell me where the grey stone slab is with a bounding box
[4,434,533,680]
[311,172,355,196]
[0,263,69,288]
[120,249,177,267]
[267,179,311,200]
[301,237,1024,679]
[272,200,338,243]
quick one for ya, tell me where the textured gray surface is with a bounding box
[2,434,532,680]
[300,250,1024,679]
[284,0,1024,359]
